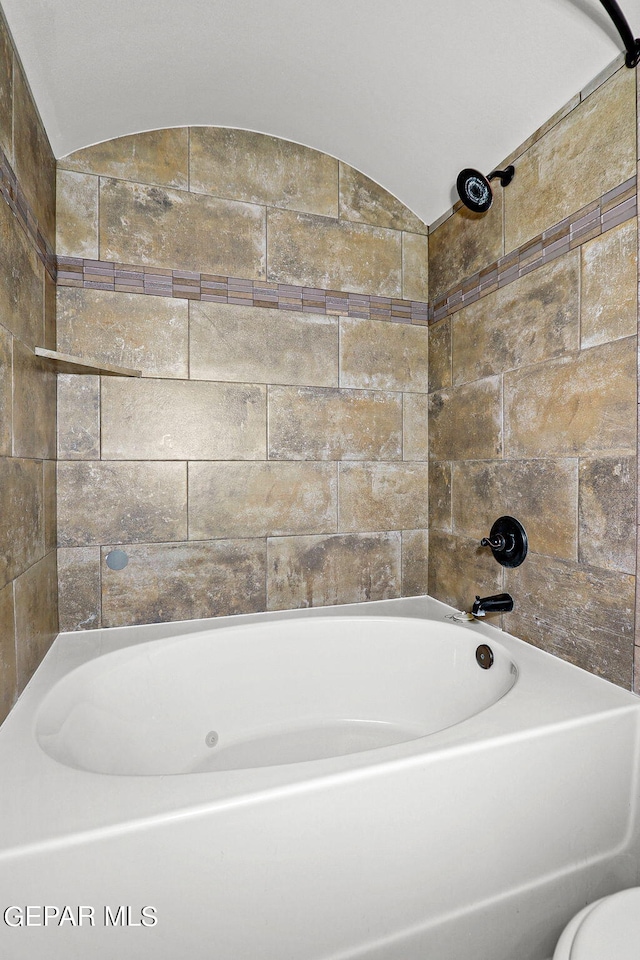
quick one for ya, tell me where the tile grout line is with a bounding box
[96,175,101,264]
[185,460,190,544]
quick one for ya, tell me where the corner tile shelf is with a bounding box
[34,348,142,377]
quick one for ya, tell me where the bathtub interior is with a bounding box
[35,616,517,776]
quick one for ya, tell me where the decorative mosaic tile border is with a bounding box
[431,176,637,324]
[54,259,431,324]
[51,175,640,326]
[0,138,637,326]
[0,131,429,322]
[0,145,57,281]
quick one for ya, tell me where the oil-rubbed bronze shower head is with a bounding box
[456,166,514,214]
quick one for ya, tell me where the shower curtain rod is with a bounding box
[599,0,640,67]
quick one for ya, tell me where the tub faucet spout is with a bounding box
[472,593,514,617]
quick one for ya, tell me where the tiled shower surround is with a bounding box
[428,62,639,688]
[0,9,57,724]
[54,126,431,632]
[2,6,640,722]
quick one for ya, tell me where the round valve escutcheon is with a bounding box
[480,515,528,568]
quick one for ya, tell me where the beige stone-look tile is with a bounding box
[14,551,58,695]
[0,581,16,723]
[401,529,429,597]
[428,318,451,392]
[403,393,429,461]
[0,186,44,348]
[43,460,56,553]
[268,386,402,461]
[57,287,189,378]
[339,163,427,234]
[428,191,503,302]
[267,532,401,610]
[101,378,266,460]
[0,14,12,161]
[57,374,100,459]
[579,456,636,573]
[56,169,98,258]
[59,128,189,189]
[13,65,55,247]
[428,461,452,532]
[504,553,635,687]
[190,128,338,217]
[190,302,338,386]
[508,610,633,689]
[0,323,11,456]
[340,316,429,392]
[43,270,56,351]
[100,178,266,277]
[12,339,56,460]
[500,94,581,172]
[338,462,429,532]
[452,253,580,385]
[429,377,502,462]
[452,459,578,561]
[402,232,429,302]
[504,337,637,458]
[188,461,337,539]
[0,457,44,589]
[57,546,101,632]
[267,208,402,296]
[505,67,636,250]
[58,461,188,547]
[428,529,502,612]
[101,539,267,627]
[581,219,638,348]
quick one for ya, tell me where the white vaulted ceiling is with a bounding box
[2,0,639,225]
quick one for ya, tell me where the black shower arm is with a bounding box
[487,167,515,186]
[599,0,640,67]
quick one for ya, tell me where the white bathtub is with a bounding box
[1,595,639,960]
[35,614,517,776]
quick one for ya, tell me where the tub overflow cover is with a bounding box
[475,644,494,670]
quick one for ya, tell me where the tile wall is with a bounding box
[0,9,57,722]
[427,63,639,688]
[55,128,430,629]
[3,15,640,706]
